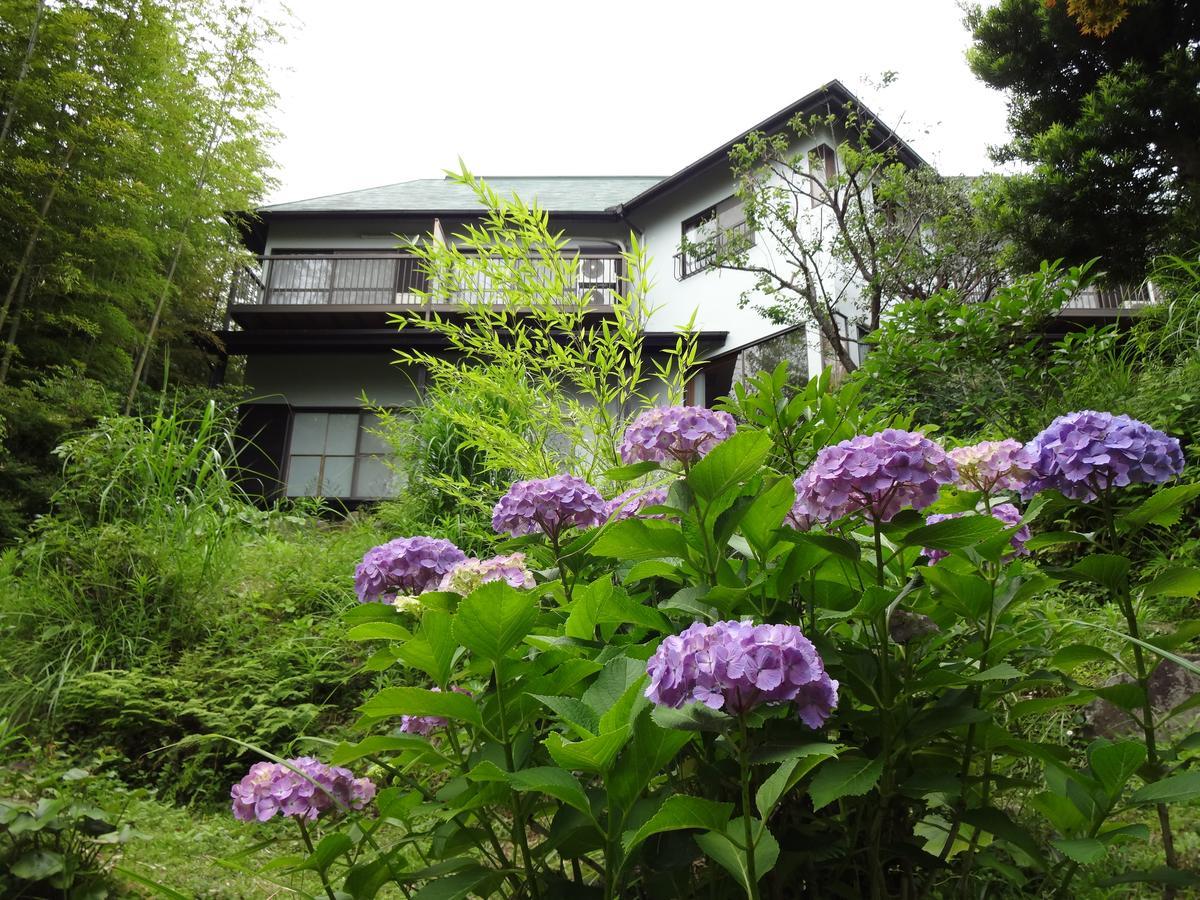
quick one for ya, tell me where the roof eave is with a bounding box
[615,79,929,215]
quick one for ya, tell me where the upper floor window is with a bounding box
[284,409,399,500]
[675,195,753,280]
[809,144,838,207]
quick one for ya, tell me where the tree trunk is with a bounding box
[0,0,46,150]
[0,270,34,385]
[0,141,73,337]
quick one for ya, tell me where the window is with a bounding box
[676,195,753,279]
[809,144,838,207]
[284,410,399,499]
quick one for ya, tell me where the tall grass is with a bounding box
[0,399,261,719]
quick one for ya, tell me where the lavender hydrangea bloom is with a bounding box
[1021,411,1184,501]
[439,553,535,595]
[604,486,669,521]
[492,474,607,542]
[618,406,736,466]
[230,757,375,823]
[355,536,466,603]
[645,620,838,728]
[948,440,1035,495]
[923,503,1031,564]
[792,430,956,525]
[399,686,472,736]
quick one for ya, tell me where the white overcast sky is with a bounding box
[258,0,1011,206]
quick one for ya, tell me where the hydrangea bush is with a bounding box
[236,394,1199,900]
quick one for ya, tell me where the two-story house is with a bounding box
[215,79,1147,502]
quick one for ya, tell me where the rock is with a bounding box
[1083,653,1200,740]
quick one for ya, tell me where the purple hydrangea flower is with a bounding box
[399,686,472,736]
[439,553,535,594]
[792,430,956,525]
[492,474,607,542]
[604,485,669,521]
[948,440,1035,495]
[923,503,1031,564]
[355,536,466,603]
[230,757,375,823]
[645,620,838,728]
[1021,411,1184,501]
[618,406,736,466]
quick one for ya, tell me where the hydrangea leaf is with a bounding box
[620,794,734,855]
[1130,771,1200,805]
[809,756,884,811]
[506,767,595,820]
[740,476,797,556]
[1051,837,1106,865]
[451,581,538,663]
[1087,740,1147,796]
[903,514,1006,550]
[1118,482,1200,533]
[755,744,840,819]
[545,726,631,774]
[694,818,780,893]
[591,518,688,561]
[359,686,482,728]
[687,429,773,501]
[1139,567,1200,599]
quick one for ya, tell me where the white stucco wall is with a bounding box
[244,352,420,408]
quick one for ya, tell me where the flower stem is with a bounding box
[296,816,337,900]
[495,665,541,900]
[737,716,761,900]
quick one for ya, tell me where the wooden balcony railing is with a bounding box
[226,253,624,314]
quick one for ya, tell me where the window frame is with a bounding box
[282,407,401,501]
[676,195,754,280]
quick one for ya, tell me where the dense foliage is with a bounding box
[0,0,279,539]
[221,384,1198,899]
[968,0,1200,278]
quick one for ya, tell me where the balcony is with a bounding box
[673,221,755,281]
[1059,282,1156,316]
[224,252,625,330]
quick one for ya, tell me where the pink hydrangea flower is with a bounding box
[645,620,838,728]
[948,440,1035,495]
[619,406,736,466]
[230,757,375,822]
[792,430,956,524]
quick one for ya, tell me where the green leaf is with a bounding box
[1063,554,1130,592]
[1050,644,1122,673]
[687,429,772,500]
[1088,740,1147,796]
[299,832,353,873]
[755,746,839,818]
[410,869,494,900]
[694,819,780,894]
[1009,693,1093,719]
[961,807,1046,868]
[507,767,594,819]
[545,726,632,774]
[607,710,693,813]
[1130,772,1200,805]
[604,461,661,481]
[808,756,884,811]
[1051,837,1106,865]
[530,695,599,739]
[740,477,796,555]
[359,686,481,727]
[904,514,1005,550]
[591,518,687,561]
[1096,867,1200,889]
[10,849,65,880]
[1140,567,1200,599]
[1119,482,1200,533]
[395,609,458,685]
[345,621,412,642]
[622,795,734,854]
[329,734,437,766]
[451,581,537,663]
[969,663,1024,681]
[650,702,734,732]
[1025,531,1091,551]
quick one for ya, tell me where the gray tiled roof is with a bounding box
[260,176,666,214]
